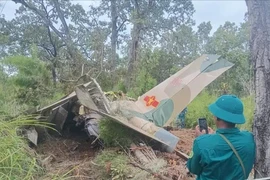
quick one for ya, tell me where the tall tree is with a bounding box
[12,0,77,60]
[205,21,251,96]
[110,0,118,70]
[93,0,129,70]
[160,24,199,67]
[196,21,212,53]
[246,0,270,178]
[5,0,109,85]
[11,0,89,81]
[126,0,195,89]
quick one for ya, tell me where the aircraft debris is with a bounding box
[26,54,234,157]
[26,127,38,146]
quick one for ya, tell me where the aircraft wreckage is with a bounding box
[26,54,234,155]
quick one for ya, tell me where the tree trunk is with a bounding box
[246,0,270,178]
[126,0,141,90]
[126,24,140,89]
[52,61,57,87]
[110,0,117,71]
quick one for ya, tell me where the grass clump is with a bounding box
[0,116,55,180]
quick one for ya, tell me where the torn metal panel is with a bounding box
[52,106,68,131]
[47,100,70,130]
[75,85,99,111]
[37,81,92,114]
[85,118,100,137]
[26,127,38,146]
[47,108,58,123]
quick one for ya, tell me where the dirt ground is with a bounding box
[171,129,196,154]
[34,128,196,180]
[35,131,102,180]
[159,128,196,180]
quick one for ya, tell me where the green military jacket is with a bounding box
[186,128,255,180]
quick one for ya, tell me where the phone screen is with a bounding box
[198,118,208,134]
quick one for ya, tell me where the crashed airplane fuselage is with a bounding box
[75,54,234,152]
[32,54,234,153]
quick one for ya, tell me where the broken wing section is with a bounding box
[75,86,179,153]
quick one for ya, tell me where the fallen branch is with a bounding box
[91,78,111,113]
[91,135,100,145]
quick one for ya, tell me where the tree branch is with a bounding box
[37,44,53,57]
[51,0,69,36]
[12,0,64,39]
[116,19,127,33]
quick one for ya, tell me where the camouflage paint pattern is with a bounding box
[75,54,234,152]
[124,54,234,127]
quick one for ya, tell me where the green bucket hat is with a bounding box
[208,94,245,124]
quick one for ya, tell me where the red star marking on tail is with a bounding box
[144,96,159,107]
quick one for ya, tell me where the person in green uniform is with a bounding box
[186,94,256,180]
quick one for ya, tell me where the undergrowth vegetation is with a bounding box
[93,150,130,180]
[99,118,142,148]
[0,116,55,180]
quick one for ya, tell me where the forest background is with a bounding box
[0,0,255,179]
[0,0,254,130]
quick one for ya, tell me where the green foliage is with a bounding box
[0,53,66,110]
[238,95,255,131]
[127,50,159,97]
[114,80,127,93]
[185,91,217,128]
[185,91,255,131]
[205,21,251,97]
[94,150,130,180]
[0,52,64,117]
[1,55,52,106]
[99,118,141,148]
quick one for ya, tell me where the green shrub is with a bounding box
[99,118,141,148]
[238,95,255,131]
[185,91,217,128]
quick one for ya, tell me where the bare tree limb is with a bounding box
[116,19,127,33]
[12,0,64,38]
[51,0,70,36]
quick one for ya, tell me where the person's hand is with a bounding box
[208,127,215,134]
[195,125,215,137]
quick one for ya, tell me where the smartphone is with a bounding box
[198,118,208,134]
